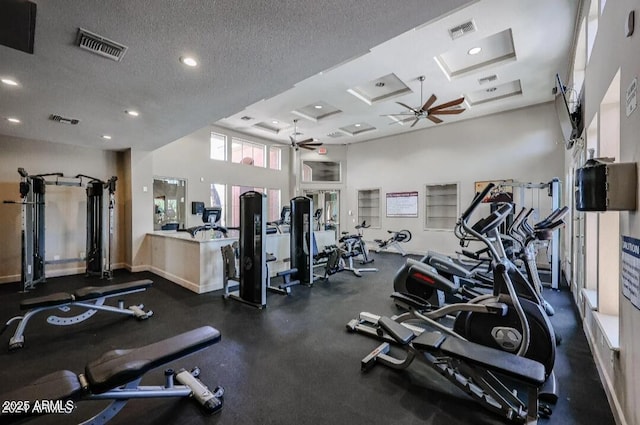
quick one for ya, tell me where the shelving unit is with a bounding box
[425,183,458,230]
[357,189,381,227]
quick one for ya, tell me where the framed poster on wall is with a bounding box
[386,191,418,217]
[474,179,514,203]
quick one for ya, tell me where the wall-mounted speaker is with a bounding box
[0,1,37,54]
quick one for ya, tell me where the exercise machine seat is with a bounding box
[19,280,153,310]
[1,370,82,403]
[74,279,153,300]
[412,332,545,386]
[85,326,221,394]
[20,292,75,310]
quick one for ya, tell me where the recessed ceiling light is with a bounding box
[7,117,21,123]
[468,47,482,55]
[272,120,279,124]
[354,123,361,127]
[102,135,112,140]
[180,56,198,67]
[125,110,139,117]
[1,78,19,86]
[314,105,323,109]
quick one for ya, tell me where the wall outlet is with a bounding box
[53,255,60,261]
[80,252,85,259]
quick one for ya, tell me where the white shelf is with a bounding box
[425,183,458,230]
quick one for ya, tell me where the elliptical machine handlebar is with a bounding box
[461,183,494,222]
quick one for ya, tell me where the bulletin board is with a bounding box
[386,191,418,217]
[622,236,640,310]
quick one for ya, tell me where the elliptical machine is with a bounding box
[349,183,558,401]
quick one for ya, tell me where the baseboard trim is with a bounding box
[148,266,201,293]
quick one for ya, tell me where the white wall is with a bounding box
[151,125,291,228]
[346,102,565,256]
[566,1,640,424]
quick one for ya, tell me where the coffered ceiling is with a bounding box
[0,0,579,151]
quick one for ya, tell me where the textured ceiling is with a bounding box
[0,0,477,151]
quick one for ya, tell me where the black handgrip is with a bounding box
[462,183,494,221]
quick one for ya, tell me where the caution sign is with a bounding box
[622,236,640,310]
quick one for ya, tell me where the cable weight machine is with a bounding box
[4,168,117,291]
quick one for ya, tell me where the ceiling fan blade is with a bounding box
[410,118,420,128]
[431,108,465,115]
[428,97,465,112]
[396,102,419,113]
[427,115,443,124]
[300,142,323,147]
[289,135,297,145]
[299,145,316,151]
[296,138,314,145]
[421,94,437,112]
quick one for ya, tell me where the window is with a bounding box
[231,185,264,227]
[210,132,227,161]
[357,189,380,227]
[232,138,265,167]
[267,189,281,222]
[210,183,226,225]
[425,183,459,230]
[301,161,340,182]
[269,146,282,170]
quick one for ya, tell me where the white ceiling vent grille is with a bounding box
[448,20,476,39]
[49,114,80,125]
[478,74,498,85]
[76,28,128,62]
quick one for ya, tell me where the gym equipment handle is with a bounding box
[461,183,494,221]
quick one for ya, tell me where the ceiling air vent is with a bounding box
[478,74,498,85]
[76,28,128,62]
[49,114,80,125]
[448,20,476,40]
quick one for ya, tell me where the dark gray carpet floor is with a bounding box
[0,252,616,425]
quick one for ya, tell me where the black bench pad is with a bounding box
[74,279,153,300]
[412,332,545,386]
[20,292,75,310]
[19,280,153,310]
[1,370,82,405]
[85,326,221,394]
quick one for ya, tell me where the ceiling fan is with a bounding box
[289,119,323,151]
[389,76,466,128]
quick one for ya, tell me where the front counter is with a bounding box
[146,230,336,294]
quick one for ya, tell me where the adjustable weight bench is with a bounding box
[361,316,547,424]
[0,326,224,424]
[2,279,154,350]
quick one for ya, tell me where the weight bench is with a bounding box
[0,326,224,424]
[1,279,154,350]
[360,316,547,424]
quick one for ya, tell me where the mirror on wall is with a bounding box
[153,177,186,230]
[301,161,341,182]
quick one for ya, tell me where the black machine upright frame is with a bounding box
[14,168,117,291]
